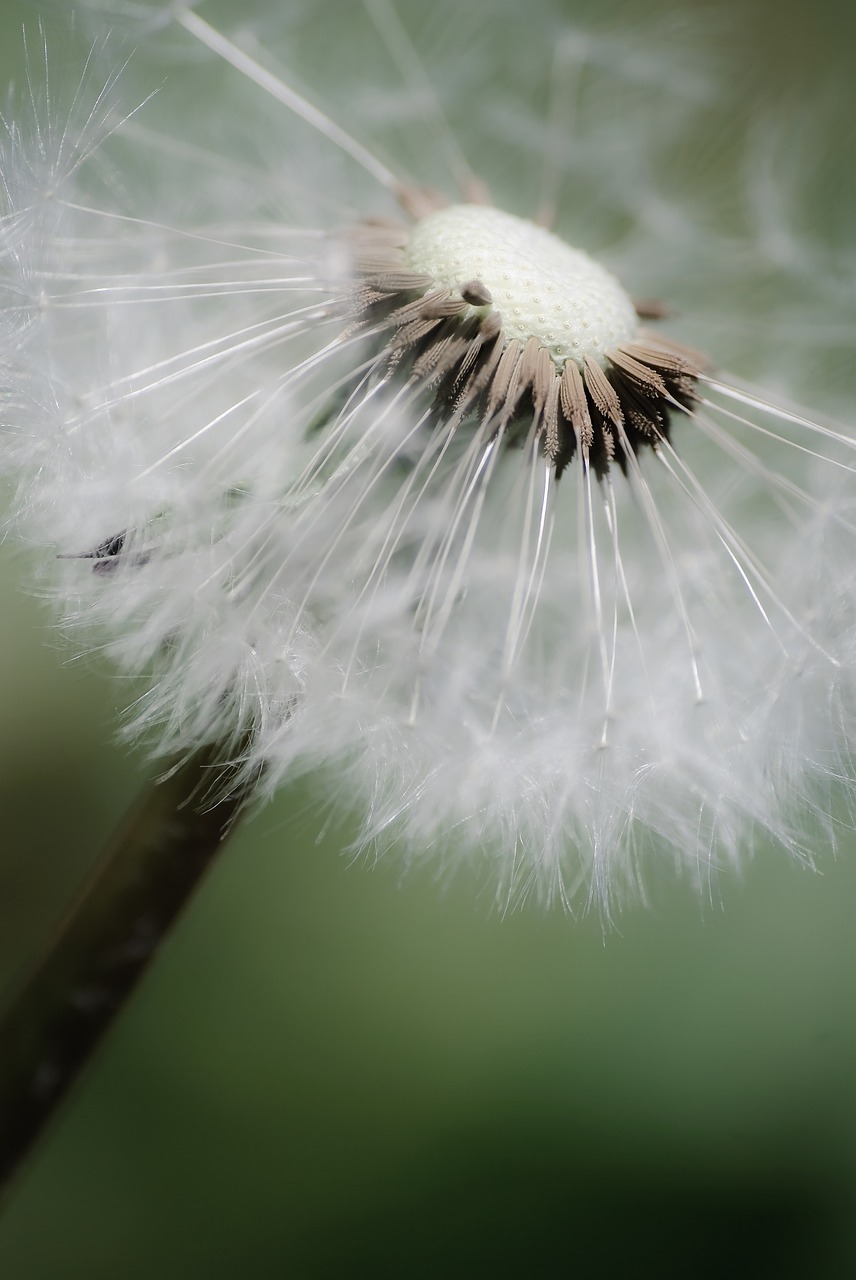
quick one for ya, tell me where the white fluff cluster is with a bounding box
[2,1,855,911]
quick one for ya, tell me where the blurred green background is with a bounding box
[2,1,856,1276]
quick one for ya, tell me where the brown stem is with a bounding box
[0,742,253,1200]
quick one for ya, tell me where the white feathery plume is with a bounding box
[2,1,855,914]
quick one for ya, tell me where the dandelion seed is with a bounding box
[2,1,855,922]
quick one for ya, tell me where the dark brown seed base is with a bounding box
[343,220,704,479]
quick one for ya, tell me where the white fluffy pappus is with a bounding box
[2,0,856,913]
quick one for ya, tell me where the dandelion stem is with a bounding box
[0,741,254,1202]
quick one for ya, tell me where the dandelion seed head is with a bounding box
[2,2,856,915]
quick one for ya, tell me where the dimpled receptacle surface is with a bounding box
[406,203,638,368]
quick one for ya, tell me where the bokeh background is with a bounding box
[2,0,856,1275]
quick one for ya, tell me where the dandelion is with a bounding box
[2,0,856,1189]
[3,1,856,917]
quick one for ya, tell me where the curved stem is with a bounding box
[0,742,254,1201]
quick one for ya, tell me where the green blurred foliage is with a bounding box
[1,1,856,1276]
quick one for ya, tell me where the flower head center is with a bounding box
[405,204,638,369]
